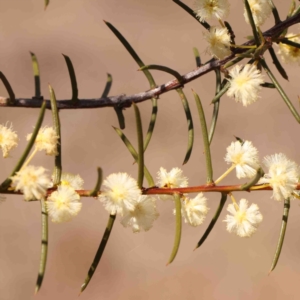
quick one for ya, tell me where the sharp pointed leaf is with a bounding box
[80,214,116,293]
[143,98,158,152]
[89,168,103,197]
[167,193,182,265]
[62,54,78,102]
[49,85,62,185]
[140,65,183,85]
[176,88,194,165]
[133,103,144,189]
[269,199,290,273]
[268,47,288,80]
[172,0,210,30]
[35,199,48,294]
[104,21,156,88]
[113,127,154,187]
[193,47,201,67]
[195,193,227,249]
[44,0,50,10]
[193,90,213,184]
[0,71,15,105]
[30,52,42,98]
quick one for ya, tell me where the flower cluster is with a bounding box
[47,172,84,223]
[214,140,300,237]
[3,122,83,223]
[222,140,300,202]
[47,184,82,223]
[98,173,159,233]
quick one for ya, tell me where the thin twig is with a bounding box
[0,14,299,110]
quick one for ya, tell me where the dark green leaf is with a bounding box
[35,199,48,294]
[269,199,290,273]
[193,90,213,184]
[49,85,62,185]
[176,88,194,165]
[167,193,182,265]
[62,54,78,102]
[193,47,201,67]
[30,52,41,98]
[195,193,227,249]
[133,103,144,189]
[104,21,156,88]
[89,168,103,197]
[172,0,210,30]
[113,127,154,187]
[140,65,183,85]
[80,214,116,293]
[0,71,15,105]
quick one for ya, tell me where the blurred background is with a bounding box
[1,0,300,299]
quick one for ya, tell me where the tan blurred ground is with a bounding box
[1,1,300,299]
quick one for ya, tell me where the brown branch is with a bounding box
[1,13,299,110]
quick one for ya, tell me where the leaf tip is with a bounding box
[34,285,40,295]
[268,268,273,275]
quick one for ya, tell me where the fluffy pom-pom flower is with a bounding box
[46,186,82,223]
[243,0,271,26]
[98,173,141,215]
[27,126,59,156]
[194,0,230,22]
[157,167,188,188]
[259,153,300,201]
[0,123,18,158]
[226,64,264,107]
[156,167,188,201]
[52,172,84,190]
[182,193,209,226]
[204,27,231,59]
[224,199,263,237]
[11,165,51,201]
[121,195,159,233]
[225,140,260,179]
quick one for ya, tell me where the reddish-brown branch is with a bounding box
[2,183,300,199]
[0,13,299,110]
